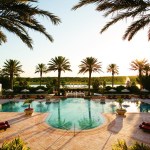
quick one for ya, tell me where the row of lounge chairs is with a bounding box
[0,95,46,99]
[107,95,132,99]
[105,95,150,99]
[20,95,45,99]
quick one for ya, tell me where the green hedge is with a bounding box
[15,76,137,86]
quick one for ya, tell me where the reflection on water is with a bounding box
[46,98,105,130]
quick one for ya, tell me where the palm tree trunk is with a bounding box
[139,69,142,89]
[40,71,42,86]
[10,74,13,89]
[112,73,114,87]
[139,69,142,79]
[58,70,61,96]
[88,71,92,96]
[40,76,42,87]
[146,71,148,77]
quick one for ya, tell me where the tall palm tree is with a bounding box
[47,56,72,96]
[35,63,47,86]
[73,0,150,41]
[130,59,148,78]
[79,57,102,96]
[107,63,119,87]
[2,59,24,89]
[0,0,61,49]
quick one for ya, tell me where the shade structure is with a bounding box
[36,89,44,92]
[121,89,130,93]
[21,89,29,93]
[94,93,102,96]
[109,89,116,92]
[141,89,149,92]
[5,89,13,92]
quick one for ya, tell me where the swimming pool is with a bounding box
[0,98,149,130]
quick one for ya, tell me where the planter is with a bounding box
[100,96,106,104]
[24,108,33,116]
[116,109,126,116]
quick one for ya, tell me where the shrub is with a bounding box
[0,136,30,150]
[112,139,150,150]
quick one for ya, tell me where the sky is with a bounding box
[0,0,150,78]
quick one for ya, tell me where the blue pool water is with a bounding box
[0,98,150,130]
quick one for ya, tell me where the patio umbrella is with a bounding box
[36,89,44,92]
[5,89,13,92]
[109,89,116,92]
[141,89,149,92]
[21,89,29,93]
[121,89,130,93]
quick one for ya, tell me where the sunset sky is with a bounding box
[0,0,149,78]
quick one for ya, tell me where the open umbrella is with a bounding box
[36,89,44,92]
[109,89,116,92]
[5,89,13,92]
[141,89,149,92]
[121,89,130,93]
[21,89,29,93]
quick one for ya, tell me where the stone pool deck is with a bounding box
[0,112,150,150]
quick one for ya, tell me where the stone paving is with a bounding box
[0,112,150,150]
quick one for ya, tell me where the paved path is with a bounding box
[0,112,150,150]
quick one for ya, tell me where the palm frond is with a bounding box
[0,0,61,48]
[0,31,7,44]
[123,16,150,41]
[72,0,98,10]
[73,0,150,41]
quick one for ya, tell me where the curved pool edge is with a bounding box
[42,112,116,135]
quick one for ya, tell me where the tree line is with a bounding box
[0,57,150,96]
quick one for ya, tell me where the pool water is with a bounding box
[0,98,149,130]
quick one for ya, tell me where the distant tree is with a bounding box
[140,76,150,90]
[143,63,150,77]
[92,79,100,93]
[47,56,72,96]
[130,59,148,89]
[35,63,47,86]
[0,76,10,89]
[107,63,119,87]
[2,59,24,89]
[79,57,103,96]
[73,0,150,42]
[0,0,61,48]
[46,78,58,93]
[130,59,148,78]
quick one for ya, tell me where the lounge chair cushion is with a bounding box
[0,121,10,130]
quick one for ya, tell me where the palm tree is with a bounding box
[47,56,72,96]
[143,63,150,76]
[72,0,150,41]
[130,59,148,78]
[0,0,61,49]
[107,63,119,87]
[2,59,24,89]
[79,57,102,96]
[35,63,47,86]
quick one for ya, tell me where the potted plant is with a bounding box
[23,99,34,116]
[115,97,126,116]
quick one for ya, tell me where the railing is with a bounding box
[46,123,91,150]
[46,125,71,150]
